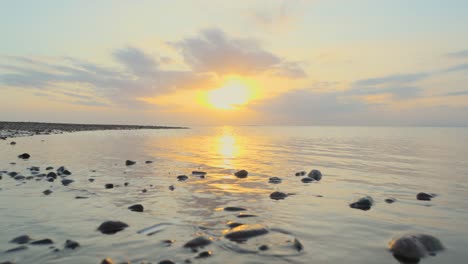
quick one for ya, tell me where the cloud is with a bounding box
[353,73,428,87]
[446,50,468,58]
[443,90,468,96]
[444,63,468,73]
[169,28,306,77]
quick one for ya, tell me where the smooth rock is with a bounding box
[259,245,269,251]
[417,192,433,201]
[349,196,374,210]
[75,196,88,199]
[145,161,153,164]
[225,224,269,242]
[97,221,129,234]
[192,171,207,175]
[100,258,115,264]
[46,167,54,170]
[234,170,248,178]
[183,236,212,249]
[385,198,396,203]
[196,251,212,258]
[64,239,80,249]
[301,177,316,183]
[30,238,54,245]
[295,171,306,176]
[389,234,444,262]
[128,204,144,212]
[270,191,288,200]
[307,169,322,181]
[224,207,246,212]
[43,189,53,195]
[169,185,175,191]
[10,141,16,145]
[18,153,30,159]
[10,235,32,244]
[5,245,28,253]
[47,172,57,179]
[61,179,74,186]
[293,238,303,252]
[227,222,244,229]
[47,177,54,182]
[268,177,282,184]
[125,160,136,166]
[8,172,18,177]
[105,183,114,189]
[14,175,25,180]
[237,213,257,218]
[177,175,188,181]
[88,178,95,182]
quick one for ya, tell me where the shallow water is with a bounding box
[1,126,468,264]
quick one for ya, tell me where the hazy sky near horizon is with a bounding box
[1,0,468,126]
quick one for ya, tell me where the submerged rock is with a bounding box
[225,224,269,242]
[61,179,74,186]
[385,198,396,204]
[196,251,213,258]
[268,177,282,184]
[18,153,30,159]
[43,189,53,195]
[293,238,304,252]
[177,175,188,181]
[234,170,248,178]
[389,234,444,262]
[270,191,288,200]
[301,177,316,183]
[105,183,114,189]
[64,239,80,249]
[417,192,433,201]
[30,238,54,245]
[295,171,306,176]
[125,160,136,166]
[5,245,28,253]
[10,235,32,244]
[145,160,153,164]
[97,221,129,234]
[183,236,212,249]
[349,196,374,210]
[192,171,207,175]
[307,169,322,181]
[47,172,57,179]
[237,213,257,218]
[46,166,54,170]
[224,207,246,212]
[258,245,269,251]
[128,204,144,212]
[88,178,95,182]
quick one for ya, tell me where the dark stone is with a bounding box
[46,166,54,170]
[389,234,444,262]
[43,189,53,195]
[270,191,288,200]
[417,192,433,201]
[349,196,374,210]
[124,182,129,186]
[385,198,396,203]
[307,169,322,181]
[169,185,175,191]
[47,177,54,182]
[158,260,175,264]
[30,238,54,245]
[234,169,248,178]
[14,175,25,180]
[259,245,269,251]
[183,236,212,249]
[128,204,144,212]
[225,225,268,242]
[88,178,95,182]
[10,141,16,145]
[224,207,246,212]
[8,172,18,177]
[301,177,316,183]
[177,175,188,181]
[75,196,88,199]
[0,261,15,264]
[18,153,30,159]
[47,172,57,179]
[162,239,175,246]
[142,188,147,193]
[268,177,282,184]
[29,166,40,171]
[100,258,115,264]
[125,160,136,166]
[145,160,153,164]
[227,222,244,229]
[61,179,74,186]
[97,221,129,234]
[196,251,212,258]
[105,183,114,189]
[64,239,80,249]
[237,213,257,218]
[295,171,306,176]
[26,176,34,180]
[293,238,303,252]
[192,171,207,175]
[5,245,28,253]
[10,235,32,244]
[62,170,71,176]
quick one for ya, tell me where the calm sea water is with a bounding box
[1,126,468,264]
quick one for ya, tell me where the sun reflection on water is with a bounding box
[214,126,242,169]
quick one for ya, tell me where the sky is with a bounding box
[1,0,468,126]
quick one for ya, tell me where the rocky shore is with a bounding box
[0,121,188,139]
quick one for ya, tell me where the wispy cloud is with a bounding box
[443,90,468,96]
[446,49,468,58]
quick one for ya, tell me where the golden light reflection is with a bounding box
[214,126,241,169]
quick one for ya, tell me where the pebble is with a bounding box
[270,191,288,200]
[100,258,115,264]
[105,183,114,189]
[88,178,95,182]
[43,189,53,195]
[258,245,269,251]
[47,178,54,182]
[183,236,212,249]
[5,245,28,253]
[192,171,207,175]
[47,172,57,179]
[10,235,32,244]
[268,177,282,184]
[224,207,246,212]
[10,141,16,145]
[46,167,54,170]
[30,238,54,245]
[307,169,322,181]
[177,175,188,181]
[417,192,433,201]
[301,177,316,183]
[196,251,212,258]
[234,170,248,178]
[125,160,136,166]
[61,179,74,186]
[385,198,396,203]
[389,233,444,262]
[237,213,257,218]
[18,153,30,159]
[97,221,129,234]
[64,239,80,249]
[227,222,244,229]
[349,196,374,210]
[128,204,144,212]
[124,182,129,186]
[142,189,147,193]
[225,225,269,242]
[14,175,25,180]
[145,161,153,164]
[295,171,306,176]
[169,185,175,191]
[158,260,175,264]
[293,238,304,251]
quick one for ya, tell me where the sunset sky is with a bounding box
[1,0,468,126]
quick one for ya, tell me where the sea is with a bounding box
[1,126,467,264]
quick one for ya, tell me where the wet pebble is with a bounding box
[158,260,175,264]
[270,191,288,200]
[268,177,282,184]
[125,160,136,166]
[10,235,32,244]
[105,183,114,189]
[349,196,373,210]
[61,179,74,186]
[47,178,54,182]
[47,172,57,179]
[30,238,54,245]
[64,239,80,249]
[237,213,257,218]
[196,251,212,258]
[225,225,269,242]
[234,170,248,178]
[293,238,304,252]
[145,160,153,164]
[97,221,129,234]
[258,245,269,251]
[46,166,54,170]
[14,175,25,180]
[301,177,316,183]
[169,185,175,191]
[88,178,95,182]
[385,198,396,203]
[183,236,212,249]
[417,192,433,201]
[128,204,144,212]
[224,207,246,212]
[227,222,244,229]
[8,172,18,177]
[10,141,16,145]
[124,182,129,186]
[5,245,28,253]
[307,169,322,181]
[177,175,188,181]
[192,171,207,175]
[18,153,30,159]
[100,258,115,264]
[295,171,306,176]
[389,233,444,262]
[75,196,88,199]
[142,189,147,193]
[43,189,53,195]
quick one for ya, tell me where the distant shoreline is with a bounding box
[0,121,188,139]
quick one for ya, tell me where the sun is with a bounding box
[206,78,256,110]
